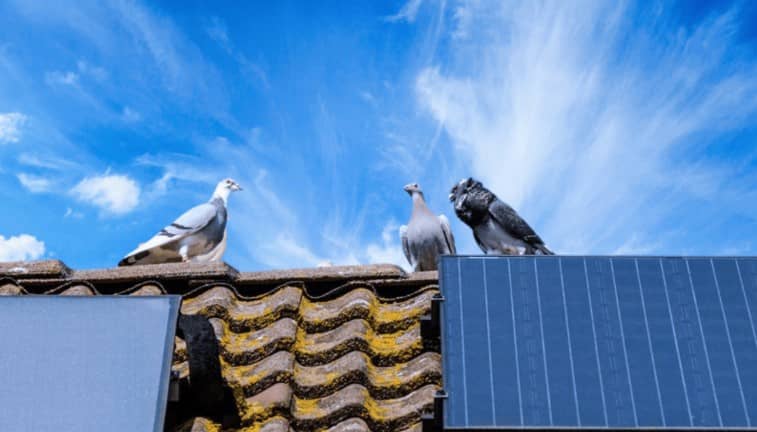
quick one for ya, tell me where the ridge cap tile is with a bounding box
[73,261,239,282]
[0,259,71,278]
[237,264,407,284]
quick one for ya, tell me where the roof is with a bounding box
[0,260,440,431]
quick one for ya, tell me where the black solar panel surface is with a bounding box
[440,256,757,429]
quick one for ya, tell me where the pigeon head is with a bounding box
[403,182,423,196]
[449,177,489,226]
[449,178,479,201]
[213,178,243,202]
[222,178,243,192]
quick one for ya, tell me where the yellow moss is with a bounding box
[238,416,288,432]
[323,371,341,385]
[366,398,389,420]
[240,401,273,423]
[222,359,266,386]
[374,306,420,326]
[368,324,420,354]
[189,418,221,432]
[372,363,404,387]
[259,304,274,318]
[294,396,322,417]
[293,326,310,351]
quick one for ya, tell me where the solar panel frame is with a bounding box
[0,295,180,432]
[440,255,757,431]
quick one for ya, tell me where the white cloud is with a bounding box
[386,0,424,23]
[611,234,662,256]
[262,233,326,269]
[205,16,229,47]
[71,174,140,215]
[45,62,107,89]
[0,112,26,144]
[76,60,107,81]
[365,221,410,271]
[0,234,45,262]
[64,207,84,219]
[45,70,79,87]
[414,1,757,254]
[17,153,80,170]
[204,16,269,89]
[17,173,52,193]
[121,106,141,123]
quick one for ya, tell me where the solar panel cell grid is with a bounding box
[440,256,757,430]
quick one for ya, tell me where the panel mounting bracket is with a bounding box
[421,390,447,432]
[421,293,444,340]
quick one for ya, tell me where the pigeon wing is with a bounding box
[438,214,456,255]
[472,231,488,254]
[120,202,218,265]
[487,199,544,245]
[399,225,412,266]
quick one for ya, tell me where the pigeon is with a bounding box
[449,178,553,255]
[118,178,242,266]
[400,183,456,272]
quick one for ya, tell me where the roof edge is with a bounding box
[236,263,408,284]
[0,261,430,285]
[0,260,71,279]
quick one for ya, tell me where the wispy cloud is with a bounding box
[386,0,424,23]
[365,220,410,271]
[76,60,107,81]
[45,62,108,88]
[71,173,141,215]
[17,153,81,171]
[64,207,84,219]
[205,16,269,89]
[0,233,45,262]
[10,0,230,118]
[120,106,141,123]
[0,112,27,144]
[45,70,79,87]
[413,1,757,254]
[17,173,52,193]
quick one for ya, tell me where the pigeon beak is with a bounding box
[403,184,413,193]
[448,193,455,201]
[233,184,243,191]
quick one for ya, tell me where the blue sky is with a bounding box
[0,0,756,270]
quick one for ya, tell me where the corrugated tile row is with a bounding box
[176,416,425,432]
[0,277,440,431]
[181,286,434,334]
[179,283,440,431]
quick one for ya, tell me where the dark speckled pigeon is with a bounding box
[118,178,242,266]
[449,177,553,255]
[400,183,456,272]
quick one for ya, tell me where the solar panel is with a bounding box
[440,256,757,429]
[0,295,180,432]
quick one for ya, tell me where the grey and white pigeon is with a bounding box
[118,178,242,266]
[400,183,456,272]
[449,178,553,255]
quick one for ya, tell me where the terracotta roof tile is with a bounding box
[0,260,440,431]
